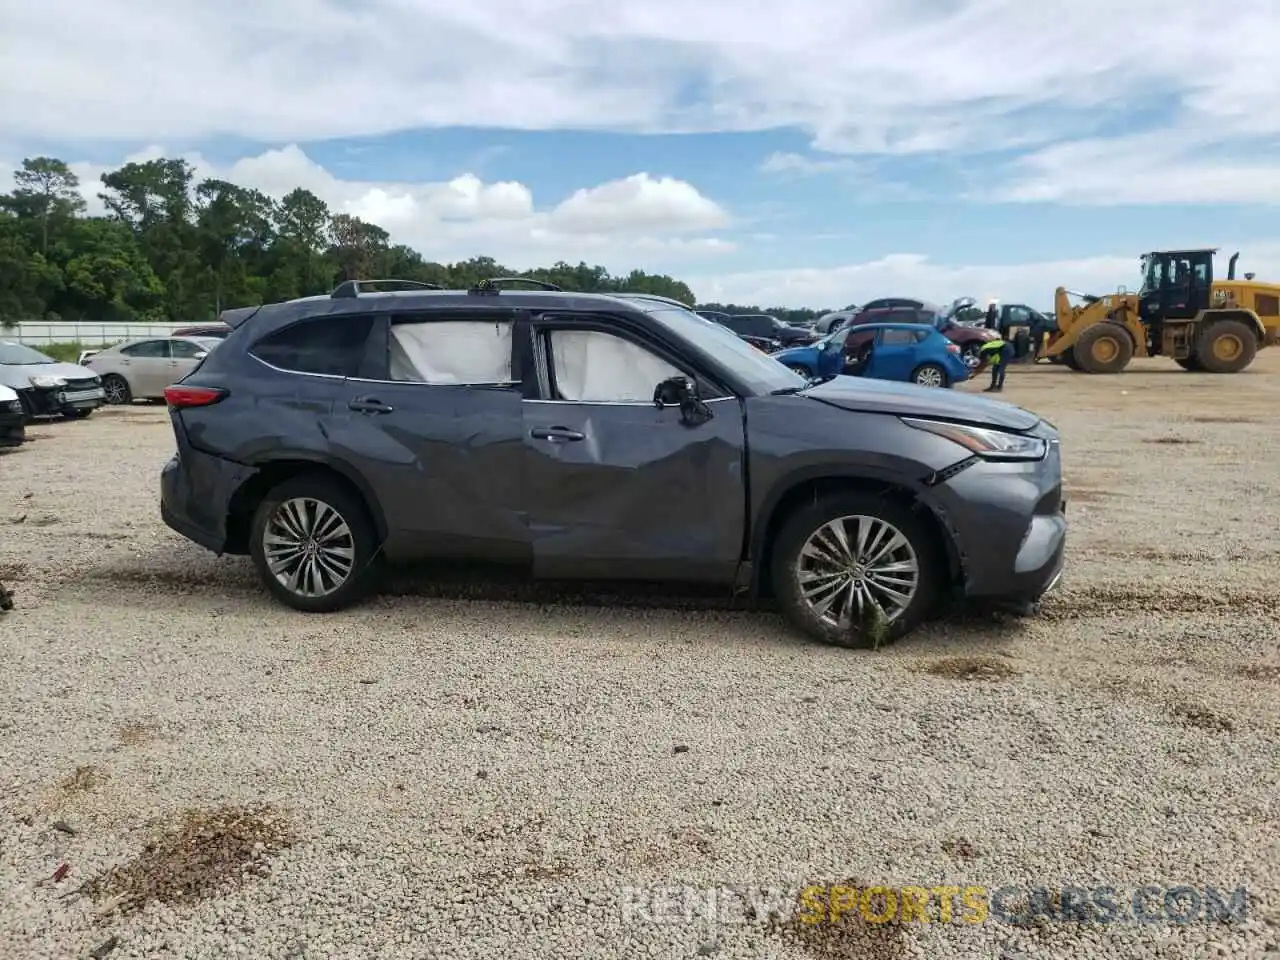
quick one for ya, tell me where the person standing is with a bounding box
[977,337,1013,392]
[985,300,1000,330]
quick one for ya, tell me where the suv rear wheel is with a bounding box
[249,474,380,612]
[770,492,941,648]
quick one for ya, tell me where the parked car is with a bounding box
[172,323,233,339]
[0,384,25,447]
[0,340,106,419]
[846,305,999,370]
[715,313,817,347]
[772,323,971,388]
[85,336,221,404]
[813,311,857,335]
[159,280,1066,648]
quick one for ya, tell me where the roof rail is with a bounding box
[613,292,693,309]
[468,277,563,294]
[331,279,442,298]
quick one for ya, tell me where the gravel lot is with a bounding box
[2,357,1278,960]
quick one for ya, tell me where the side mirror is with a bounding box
[652,375,713,427]
[653,376,694,407]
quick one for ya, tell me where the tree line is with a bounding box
[0,156,839,328]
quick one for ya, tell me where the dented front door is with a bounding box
[521,397,747,582]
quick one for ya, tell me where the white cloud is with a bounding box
[989,133,1280,205]
[759,152,859,176]
[5,145,736,271]
[551,174,728,233]
[2,0,1276,191]
[689,244,1280,309]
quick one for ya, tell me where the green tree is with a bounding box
[0,152,753,328]
[1,157,86,256]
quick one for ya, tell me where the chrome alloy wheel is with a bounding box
[263,497,356,598]
[103,377,129,404]
[914,366,944,387]
[793,514,920,626]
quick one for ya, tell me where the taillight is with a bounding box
[946,343,960,354]
[164,385,227,408]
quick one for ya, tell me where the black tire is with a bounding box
[1195,319,1257,374]
[1061,350,1081,370]
[770,492,943,649]
[249,473,381,613]
[101,374,132,405]
[910,363,948,388]
[63,408,93,419]
[1074,323,1133,374]
[1174,355,1202,372]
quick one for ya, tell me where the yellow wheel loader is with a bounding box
[1043,249,1280,374]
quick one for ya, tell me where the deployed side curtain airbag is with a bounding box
[389,321,513,383]
[550,329,682,402]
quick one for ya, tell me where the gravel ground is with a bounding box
[1,357,1278,960]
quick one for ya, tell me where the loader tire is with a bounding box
[1074,323,1133,374]
[1195,319,1256,374]
[1175,355,1202,371]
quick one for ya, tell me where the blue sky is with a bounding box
[1,0,1275,308]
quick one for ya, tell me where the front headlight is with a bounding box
[901,417,1047,461]
[29,375,67,389]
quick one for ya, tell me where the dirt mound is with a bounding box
[83,804,296,918]
[913,656,1020,682]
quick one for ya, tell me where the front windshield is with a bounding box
[647,307,805,394]
[1140,255,1159,294]
[0,341,55,365]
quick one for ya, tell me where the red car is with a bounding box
[839,302,997,370]
[172,324,232,339]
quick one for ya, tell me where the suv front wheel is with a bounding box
[249,474,380,612]
[770,492,941,648]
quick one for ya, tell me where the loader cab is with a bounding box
[1139,249,1214,324]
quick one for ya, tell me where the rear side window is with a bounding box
[251,315,373,377]
[121,340,170,359]
[880,329,917,345]
[388,318,514,384]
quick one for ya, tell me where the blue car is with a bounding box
[771,321,970,388]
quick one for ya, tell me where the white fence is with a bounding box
[0,321,190,346]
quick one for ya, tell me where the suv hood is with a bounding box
[0,361,98,385]
[803,376,1041,431]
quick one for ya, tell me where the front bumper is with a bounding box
[17,383,106,417]
[924,431,1067,612]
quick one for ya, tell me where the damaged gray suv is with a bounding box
[159,278,1066,647]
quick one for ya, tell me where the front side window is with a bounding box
[251,315,373,377]
[388,319,513,384]
[546,329,683,402]
[169,340,207,359]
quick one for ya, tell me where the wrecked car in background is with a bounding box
[160,278,1066,648]
[0,340,105,420]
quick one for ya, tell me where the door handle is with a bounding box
[530,426,585,442]
[348,397,394,414]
